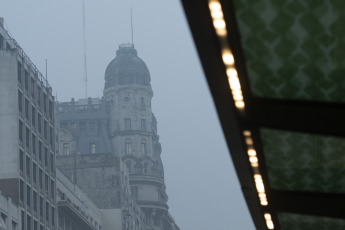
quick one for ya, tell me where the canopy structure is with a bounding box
[181,1,345,229]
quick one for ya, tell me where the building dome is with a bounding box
[104,44,151,89]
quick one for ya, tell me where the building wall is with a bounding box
[56,170,101,230]
[0,190,19,230]
[0,46,19,180]
[56,153,145,230]
[0,18,57,230]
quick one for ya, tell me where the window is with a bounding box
[19,120,23,142]
[124,97,129,102]
[26,156,30,178]
[39,169,43,189]
[20,150,24,172]
[44,147,48,167]
[21,211,24,230]
[45,174,49,194]
[18,62,22,83]
[49,100,53,119]
[33,191,37,212]
[143,162,148,174]
[141,119,146,131]
[44,120,47,140]
[31,78,35,98]
[32,107,35,127]
[90,143,96,154]
[0,213,7,229]
[37,86,41,107]
[126,161,132,174]
[33,163,37,184]
[51,207,55,226]
[49,126,53,146]
[50,153,54,172]
[51,180,55,199]
[25,98,29,119]
[27,215,31,230]
[45,202,49,222]
[32,134,36,155]
[38,141,42,161]
[39,197,43,217]
[25,70,29,91]
[18,90,22,113]
[12,221,17,230]
[27,185,31,207]
[141,142,147,154]
[141,97,144,105]
[43,93,47,113]
[37,113,41,134]
[20,180,24,202]
[63,143,69,155]
[124,118,131,131]
[125,139,132,154]
[34,220,37,230]
[26,127,30,148]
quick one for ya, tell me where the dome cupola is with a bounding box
[104,44,151,89]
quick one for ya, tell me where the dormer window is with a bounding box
[143,162,148,174]
[90,143,96,154]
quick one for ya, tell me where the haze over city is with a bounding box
[0,1,254,229]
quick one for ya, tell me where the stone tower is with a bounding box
[104,44,175,230]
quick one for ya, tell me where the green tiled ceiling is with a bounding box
[278,213,345,230]
[233,0,345,102]
[261,128,345,192]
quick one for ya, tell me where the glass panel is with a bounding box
[233,0,345,102]
[261,128,345,192]
[278,212,345,230]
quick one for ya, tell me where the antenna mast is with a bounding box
[45,59,48,80]
[82,0,88,98]
[131,8,134,45]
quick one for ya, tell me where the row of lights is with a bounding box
[208,1,274,229]
[208,0,245,110]
[243,130,273,229]
[265,213,274,230]
[243,131,268,206]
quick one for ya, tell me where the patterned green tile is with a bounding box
[233,0,345,102]
[278,213,345,230]
[261,129,345,193]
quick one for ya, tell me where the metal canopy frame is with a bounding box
[181,0,345,229]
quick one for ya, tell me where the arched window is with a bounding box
[141,139,147,154]
[125,138,132,154]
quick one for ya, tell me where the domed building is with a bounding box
[56,44,179,230]
[105,43,151,88]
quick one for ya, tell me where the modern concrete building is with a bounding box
[0,17,104,230]
[0,190,19,230]
[0,17,57,230]
[56,44,179,230]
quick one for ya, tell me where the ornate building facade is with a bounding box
[57,44,179,230]
[0,16,178,230]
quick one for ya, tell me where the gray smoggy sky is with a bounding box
[0,1,255,229]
